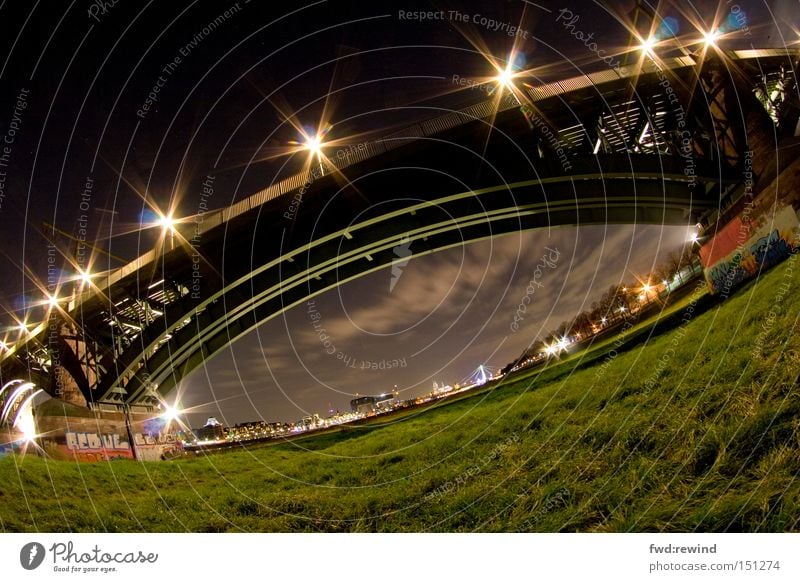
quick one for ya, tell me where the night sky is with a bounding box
[0,0,795,425]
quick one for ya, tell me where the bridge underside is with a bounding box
[103,149,725,404]
[4,49,796,408]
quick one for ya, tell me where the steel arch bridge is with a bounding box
[2,48,798,411]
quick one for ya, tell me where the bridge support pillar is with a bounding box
[700,56,779,182]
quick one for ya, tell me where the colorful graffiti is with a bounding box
[66,431,130,451]
[58,430,133,461]
[41,430,179,462]
[702,205,799,295]
[699,215,747,268]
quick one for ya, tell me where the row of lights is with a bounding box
[1,210,182,347]
[3,26,713,351]
[639,27,722,55]
[287,24,732,167]
[232,28,732,213]
[540,278,673,357]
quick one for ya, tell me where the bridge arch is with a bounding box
[3,48,793,407]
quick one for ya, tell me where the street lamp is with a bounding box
[161,404,181,423]
[158,213,175,232]
[495,66,514,89]
[702,29,720,48]
[156,213,177,250]
[304,134,323,158]
[639,36,656,55]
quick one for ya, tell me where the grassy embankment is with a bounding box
[1,256,799,532]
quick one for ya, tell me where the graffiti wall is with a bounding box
[701,205,800,295]
[34,411,180,462]
[40,430,179,462]
[2,399,182,462]
[60,430,133,462]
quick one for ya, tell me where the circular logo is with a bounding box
[19,542,46,570]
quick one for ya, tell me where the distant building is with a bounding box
[351,396,376,414]
[195,417,225,441]
[374,393,396,410]
[350,393,397,414]
[300,414,323,430]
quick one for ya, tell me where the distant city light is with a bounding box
[642,283,652,294]
[79,270,93,285]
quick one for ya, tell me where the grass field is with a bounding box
[1,256,799,532]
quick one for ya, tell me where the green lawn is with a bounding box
[1,256,799,532]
